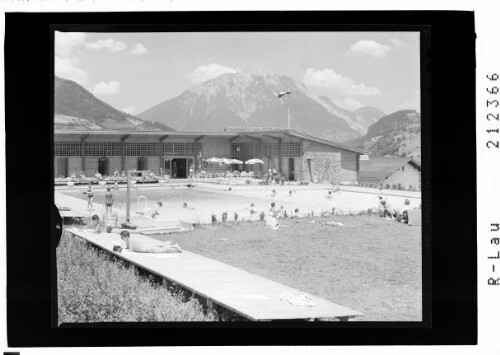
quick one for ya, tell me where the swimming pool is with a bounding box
[61,185,421,224]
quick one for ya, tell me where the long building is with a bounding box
[53,129,366,184]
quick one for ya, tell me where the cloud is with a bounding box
[344,40,392,59]
[186,63,239,84]
[303,68,382,96]
[397,89,421,112]
[93,81,122,96]
[55,32,87,57]
[122,106,137,115]
[86,38,127,52]
[334,98,363,111]
[55,56,89,85]
[390,38,411,49]
[130,43,148,55]
[55,32,90,86]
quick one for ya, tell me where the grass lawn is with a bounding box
[156,214,422,321]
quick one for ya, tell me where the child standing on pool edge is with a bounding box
[86,184,93,211]
[104,187,114,216]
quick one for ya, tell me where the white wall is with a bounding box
[385,162,421,190]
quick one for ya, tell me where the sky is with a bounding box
[55,31,421,115]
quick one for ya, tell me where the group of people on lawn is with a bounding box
[377,188,412,224]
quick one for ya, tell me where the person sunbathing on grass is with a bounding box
[265,212,280,230]
[120,230,182,253]
[271,189,278,197]
[325,190,333,199]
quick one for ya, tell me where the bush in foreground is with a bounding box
[57,232,215,324]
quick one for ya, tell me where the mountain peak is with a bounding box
[138,72,360,142]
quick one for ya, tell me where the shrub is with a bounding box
[57,232,214,323]
[234,212,239,222]
[246,179,251,185]
[259,211,266,221]
[221,211,228,223]
[211,214,218,225]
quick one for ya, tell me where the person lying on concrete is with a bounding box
[120,230,182,253]
[82,214,105,233]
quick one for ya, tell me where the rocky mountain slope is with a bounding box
[54,76,173,131]
[317,96,385,135]
[346,110,421,161]
[138,72,365,142]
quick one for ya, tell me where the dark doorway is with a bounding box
[288,158,295,181]
[98,157,108,176]
[56,157,68,178]
[172,158,187,178]
[137,157,148,171]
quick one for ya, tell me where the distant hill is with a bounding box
[54,76,174,131]
[138,71,362,143]
[346,110,421,161]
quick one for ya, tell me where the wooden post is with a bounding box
[278,138,283,174]
[159,135,168,176]
[126,170,131,222]
[80,134,88,173]
[121,134,129,173]
[299,138,304,181]
[81,140,86,173]
[194,135,205,173]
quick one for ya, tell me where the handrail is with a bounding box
[137,196,148,216]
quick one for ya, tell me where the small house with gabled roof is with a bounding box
[358,157,421,190]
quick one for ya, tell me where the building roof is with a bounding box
[358,158,421,180]
[54,128,366,155]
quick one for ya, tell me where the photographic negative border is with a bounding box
[4,10,475,346]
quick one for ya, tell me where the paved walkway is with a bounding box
[55,192,182,232]
[66,228,363,321]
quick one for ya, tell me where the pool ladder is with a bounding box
[137,196,148,216]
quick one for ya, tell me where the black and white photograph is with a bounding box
[2,3,486,350]
[54,30,423,324]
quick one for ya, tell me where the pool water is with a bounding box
[62,186,421,224]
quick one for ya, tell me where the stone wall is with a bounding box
[302,141,359,183]
[300,152,342,183]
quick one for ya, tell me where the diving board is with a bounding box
[65,228,363,321]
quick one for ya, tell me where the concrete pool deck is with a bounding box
[55,192,185,234]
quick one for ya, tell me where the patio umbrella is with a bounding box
[220,158,233,165]
[231,159,244,164]
[245,158,264,164]
[205,157,222,163]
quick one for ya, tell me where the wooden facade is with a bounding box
[54,130,365,183]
